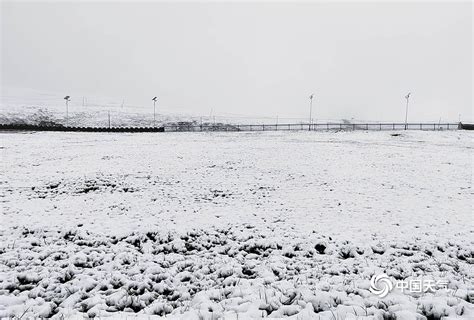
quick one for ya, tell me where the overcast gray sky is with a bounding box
[1,1,472,122]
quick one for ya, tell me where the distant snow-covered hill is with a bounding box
[1,87,350,127]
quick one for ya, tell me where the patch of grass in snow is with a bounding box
[0,227,473,319]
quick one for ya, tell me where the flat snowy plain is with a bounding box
[0,130,472,319]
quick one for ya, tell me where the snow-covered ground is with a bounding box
[0,130,472,319]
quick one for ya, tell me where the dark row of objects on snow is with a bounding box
[0,123,165,132]
[459,123,474,130]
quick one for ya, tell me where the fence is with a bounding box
[163,122,460,132]
[0,122,462,133]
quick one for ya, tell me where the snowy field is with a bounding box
[0,130,472,319]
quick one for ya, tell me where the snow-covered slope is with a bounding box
[0,87,204,127]
[0,130,472,319]
[0,87,312,127]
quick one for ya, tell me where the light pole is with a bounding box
[404,92,411,130]
[309,93,315,130]
[152,96,158,127]
[64,96,71,126]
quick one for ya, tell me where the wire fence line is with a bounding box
[0,122,461,133]
[164,122,460,132]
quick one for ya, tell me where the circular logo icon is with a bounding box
[369,274,393,298]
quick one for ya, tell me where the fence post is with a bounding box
[393,123,395,130]
[379,123,382,131]
[340,124,342,130]
[433,124,436,130]
[447,123,450,130]
[263,124,265,131]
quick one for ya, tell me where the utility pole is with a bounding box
[152,97,158,127]
[64,96,71,126]
[309,93,315,131]
[404,92,411,130]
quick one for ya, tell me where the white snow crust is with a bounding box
[0,130,472,319]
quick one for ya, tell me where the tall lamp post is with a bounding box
[404,92,411,130]
[152,96,158,127]
[309,93,315,130]
[64,96,71,126]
